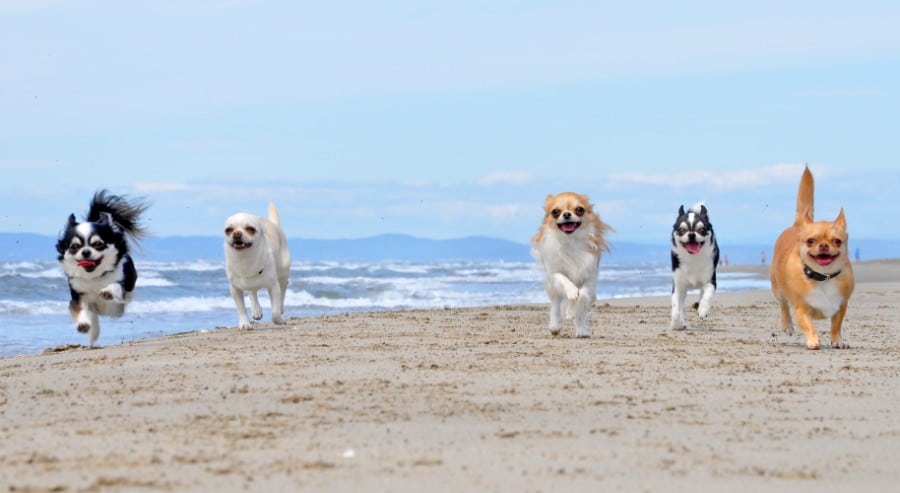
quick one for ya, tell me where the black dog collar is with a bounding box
[804,265,841,282]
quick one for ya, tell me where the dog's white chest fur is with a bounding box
[804,279,845,318]
[537,233,599,286]
[673,250,716,289]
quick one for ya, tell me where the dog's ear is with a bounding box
[678,205,685,216]
[543,194,555,212]
[66,213,78,228]
[699,204,708,216]
[98,212,122,234]
[835,208,847,229]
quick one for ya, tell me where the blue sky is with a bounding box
[2,1,899,245]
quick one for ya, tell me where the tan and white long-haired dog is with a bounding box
[770,166,854,349]
[531,192,611,338]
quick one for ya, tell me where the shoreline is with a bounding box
[2,262,899,490]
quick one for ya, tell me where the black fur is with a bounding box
[56,190,148,344]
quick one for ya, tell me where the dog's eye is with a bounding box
[677,228,687,236]
[225,227,234,235]
[551,209,562,219]
[91,241,105,249]
[574,207,585,217]
[806,238,816,246]
[245,226,257,235]
[833,238,842,247]
[696,227,706,235]
[68,244,80,254]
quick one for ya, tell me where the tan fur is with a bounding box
[531,192,612,338]
[532,192,611,255]
[770,166,854,349]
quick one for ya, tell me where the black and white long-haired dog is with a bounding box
[670,202,719,330]
[56,190,149,346]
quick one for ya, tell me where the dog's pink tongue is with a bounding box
[77,260,96,267]
[561,223,577,233]
[686,242,702,254]
[815,255,834,266]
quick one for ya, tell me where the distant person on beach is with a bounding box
[760,250,767,265]
[855,247,860,262]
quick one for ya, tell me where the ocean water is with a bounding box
[0,259,769,357]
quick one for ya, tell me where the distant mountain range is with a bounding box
[3,232,898,265]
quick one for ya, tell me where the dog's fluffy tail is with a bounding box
[87,190,149,241]
[795,165,814,225]
[268,202,280,226]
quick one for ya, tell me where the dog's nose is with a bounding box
[81,248,92,258]
[563,211,572,220]
[818,243,830,252]
[233,231,242,239]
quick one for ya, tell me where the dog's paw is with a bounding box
[99,284,123,302]
[832,340,850,349]
[549,327,561,336]
[806,340,821,350]
[252,311,263,321]
[238,320,252,329]
[272,314,286,325]
[564,285,579,301]
[76,322,91,333]
[575,330,591,339]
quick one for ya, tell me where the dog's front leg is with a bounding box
[572,285,595,338]
[268,285,286,325]
[550,273,580,320]
[230,285,252,329]
[670,286,687,330]
[249,291,263,321]
[792,305,820,350]
[74,306,101,347]
[547,287,563,336]
[99,282,124,303]
[830,301,850,349]
[697,282,715,319]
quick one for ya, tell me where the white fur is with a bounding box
[670,203,718,330]
[224,205,291,329]
[61,237,130,346]
[534,226,601,338]
[804,278,846,319]
[670,250,716,330]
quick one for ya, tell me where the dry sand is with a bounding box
[1,261,898,492]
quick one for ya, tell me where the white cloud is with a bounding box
[476,171,534,187]
[608,164,813,190]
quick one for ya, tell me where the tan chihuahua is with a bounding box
[770,166,854,349]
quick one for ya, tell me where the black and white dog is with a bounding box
[670,202,719,330]
[56,190,148,346]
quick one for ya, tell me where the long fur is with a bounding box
[56,190,148,347]
[531,192,611,338]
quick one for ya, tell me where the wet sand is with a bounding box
[2,261,898,492]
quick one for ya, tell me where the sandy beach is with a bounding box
[2,261,898,492]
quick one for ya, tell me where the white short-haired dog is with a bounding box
[224,203,291,328]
